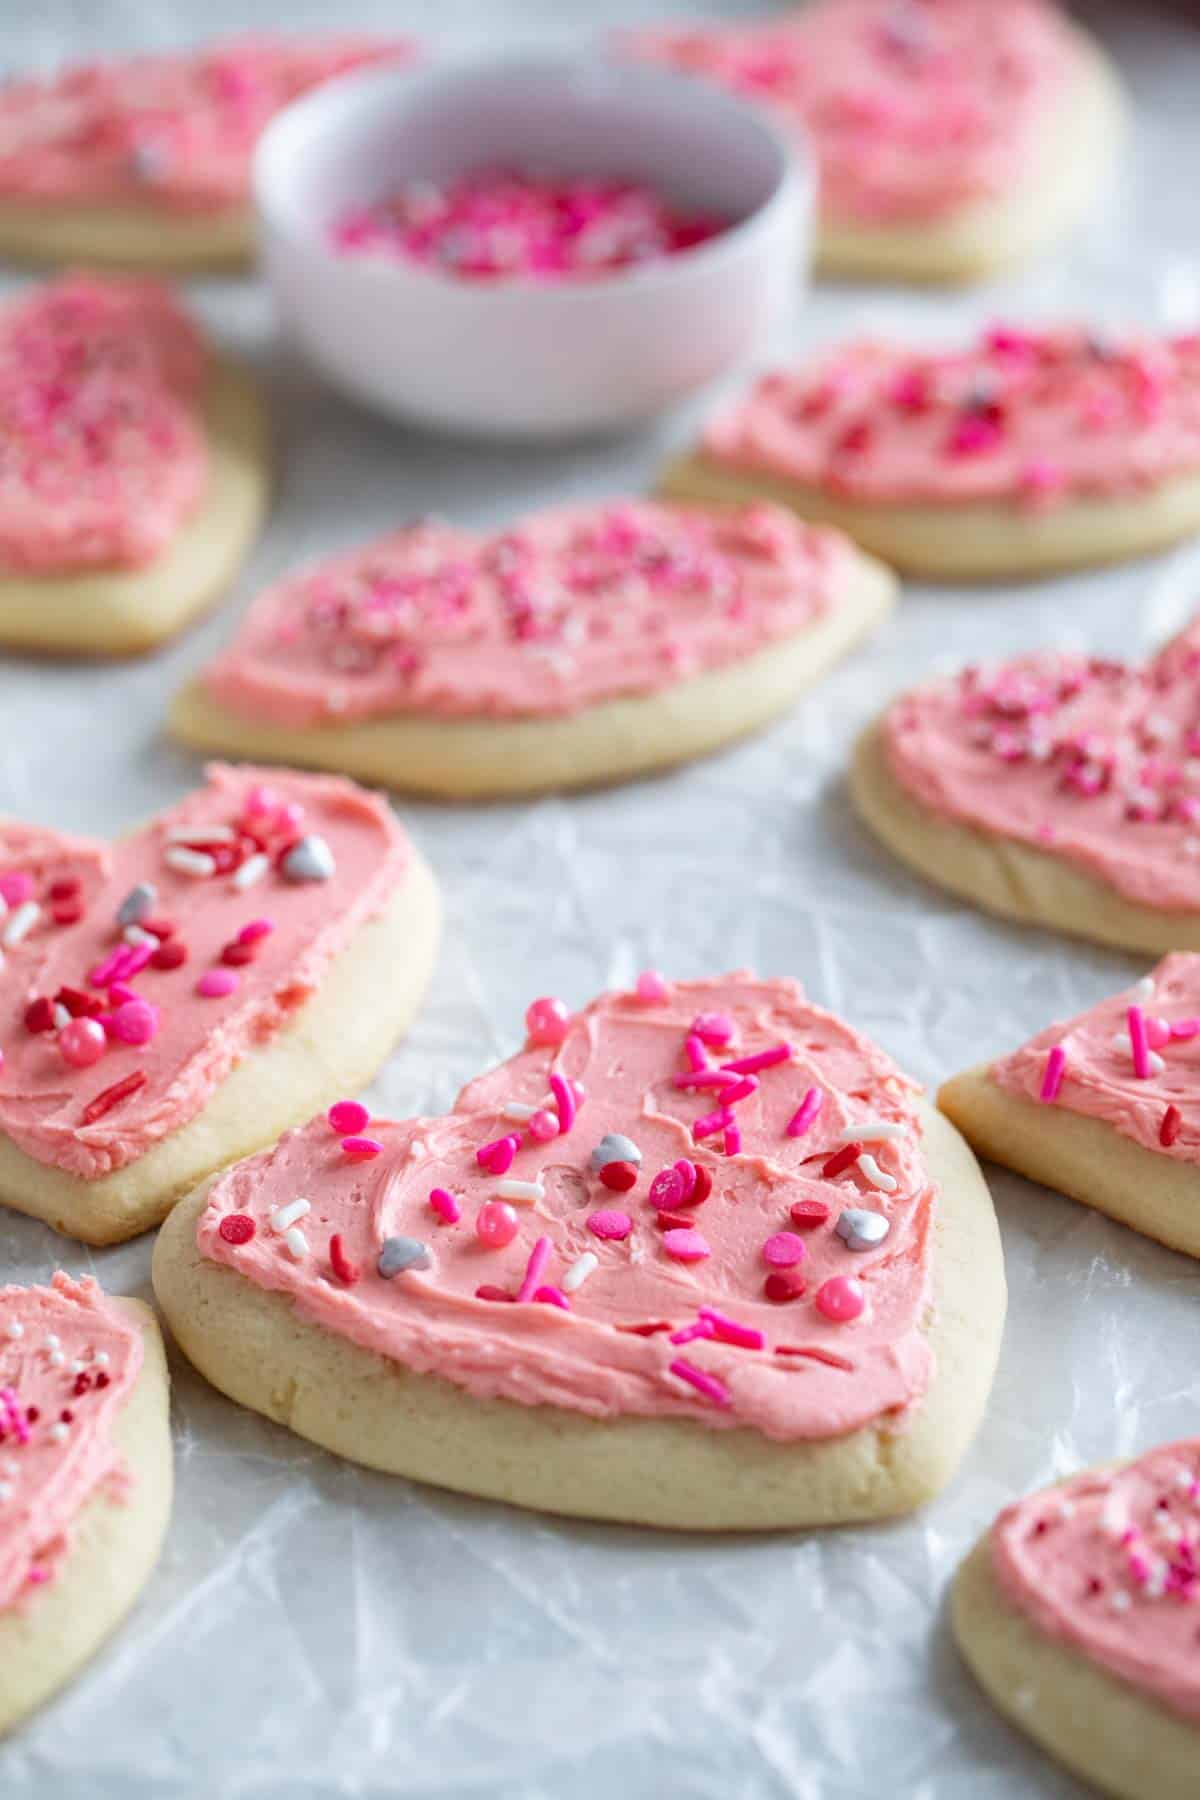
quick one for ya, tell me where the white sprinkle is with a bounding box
[3,900,39,946]
[1100,1495,1127,1536]
[123,924,155,947]
[857,1153,898,1192]
[271,1197,311,1233]
[836,1120,904,1144]
[42,1335,60,1351]
[0,1483,11,1503]
[4,1321,22,1340]
[70,1360,85,1375]
[501,1101,538,1123]
[1058,1499,1075,1521]
[49,1422,68,1443]
[409,1138,427,1161]
[52,1003,71,1031]
[1174,1469,1194,1489]
[284,1227,309,1260]
[562,1252,599,1293]
[164,846,217,878]
[166,824,236,844]
[497,1178,544,1204]
[93,1351,109,1368]
[1110,1589,1131,1612]
[1148,1051,1166,1077]
[49,1349,64,1367]
[1134,975,1156,1001]
[232,852,270,892]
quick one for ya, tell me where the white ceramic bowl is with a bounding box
[254,51,811,439]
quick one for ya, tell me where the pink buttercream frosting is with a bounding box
[701,327,1200,508]
[0,37,412,215]
[630,0,1081,227]
[0,764,409,1181]
[0,275,212,574]
[196,501,855,728]
[883,617,1200,911]
[0,1273,142,1613]
[991,954,1200,1162]
[991,1440,1200,1723]
[198,973,938,1443]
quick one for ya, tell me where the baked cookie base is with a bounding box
[168,551,896,799]
[814,32,1123,285]
[0,358,269,658]
[938,1062,1200,1261]
[151,1102,1005,1532]
[0,1300,172,1739]
[0,849,440,1247]
[849,720,1200,955]
[952,1532,1199,1800]
[0,198,251,272]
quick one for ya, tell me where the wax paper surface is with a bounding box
[3,3,1200,1795]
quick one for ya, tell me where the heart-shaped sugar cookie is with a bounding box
[152,972,1004,1531]
[0,1274,171,1738]
[852,616,1200,953]
[0,762,438,1245]
[953,1438,1200,1800]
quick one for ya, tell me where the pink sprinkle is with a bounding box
[429,1187,460,1223]
[587,1209,633,1241]
[721,1044,792,1075]
[533,1285,570,1309]
[25,1568,49,1586]
[668,1358,730,1407]
[720,1075,758,1106]
[0,872,33,907]
[691,1011,734,1047]
[693,1105,734,1141]
[243,783,278,820]
[1145,1016,1172,1051]
[636,970,668,1003]
[723,1124,742,1156]
[673,1158,697,1199]
[548,1070,577,1133]
[108,982,137,1006]
[328,1099,370,1135]
[683,1033,709,1072]
[815,1276,866,1323]
[1039,1044,1066,1103]
[0,1387,30,1444]
[1172,1018,1200,1041]
[477,1133,520,1175]
[108,999,159,1046]
[88,945,129,988]
[1128,1006,1152,1080]
[763,1231,807,1268]
[516,1235,552,1302]
[673,1068,738,1090]
[237,918,274,945]
[787,1087,823,1137]
[662,1227,711,1262]
[527,1108,559,1143]
[698,1307,765,1351]
[342,1136,383,1158]
[196,968,238,998]
[669,1319,716,1346]
[648,1167,686,1211]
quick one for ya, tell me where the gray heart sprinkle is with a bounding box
[589,1132,643,1170]
[116,881,157,927]
[281,835,336,883]
[835,1208,890,1253]
[378,1236,432,1278]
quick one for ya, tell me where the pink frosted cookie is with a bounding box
[664,325,1200,579]
[628,0,1120,283]
[0,35,413,270]
[0,1274,170,1738]
[941,955,1200,1260]
[954,1439,1200,1799]
[168,500,895,798]
[851,614,1200,953]
[151,972,1004,1530]
[0,275,267,655]
[0,763,439,1245]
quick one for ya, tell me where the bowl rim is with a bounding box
[253,47,812,304]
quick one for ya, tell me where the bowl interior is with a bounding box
[257,54,796,251]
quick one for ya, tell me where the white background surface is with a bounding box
[3,4,1200,1795]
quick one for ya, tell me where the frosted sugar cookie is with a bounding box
[0,1274,170,1738]
[662,325,1200,579]
[851,617,1200,952]
[153,972,1004,1530]
[169,501,895,798]
[0,763,439,1245]
[953,1440,1200,1799]
[940,956,1200,1258]
[629,0,1120,284]
[0,275,267,655]
[0,36,411,271]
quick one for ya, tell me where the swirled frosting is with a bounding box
[883,618,1200,911]
[992,1440,1200,1723]
[701,328,1200,508]
[629,0,1080,227]
[196,501,856,727]
[0,1274,142,1613]
[0,37,412,215]
[199,973,939,1443]
[0,764,409,1180]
